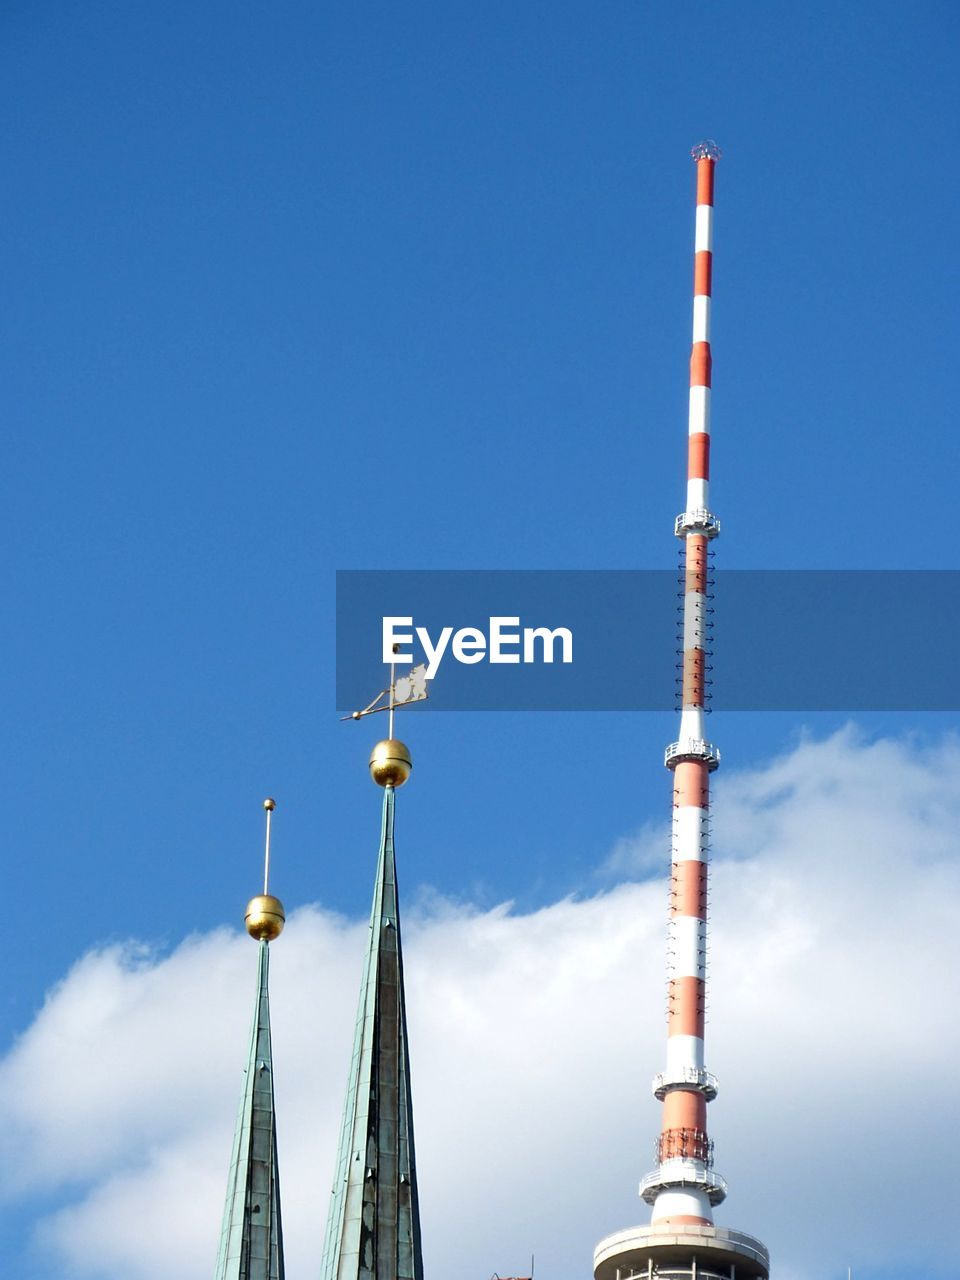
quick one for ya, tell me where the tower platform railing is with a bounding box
[652,1067,718,1101]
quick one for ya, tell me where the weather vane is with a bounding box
[341,645,429,737]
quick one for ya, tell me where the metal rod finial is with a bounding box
[262,798,276,894]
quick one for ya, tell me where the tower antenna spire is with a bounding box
[593,142,770,1280]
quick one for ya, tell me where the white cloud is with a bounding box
[2,728,959,1280]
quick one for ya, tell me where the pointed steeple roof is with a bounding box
[215,940,285,1280]
[215,800,286,1280]
[321,769,424,1280]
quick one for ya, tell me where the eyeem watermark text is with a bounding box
[383,616,574,679]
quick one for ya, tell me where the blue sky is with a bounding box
[0,4,957,1278]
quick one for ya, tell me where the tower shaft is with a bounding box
[594,143,769,1280]
[648,148,723,1227]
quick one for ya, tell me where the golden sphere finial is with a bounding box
[245,893,285,941]
[369,739,412,787]
[263,797,276,811]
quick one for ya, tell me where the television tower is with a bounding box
[593,144,770,1280]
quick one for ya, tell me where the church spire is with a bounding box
[321,737,424,1280]
[215,799,287,1280]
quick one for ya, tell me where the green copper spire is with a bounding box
[215,940,285,1280]
[321,778,424,1280]
[215,800,286,1280]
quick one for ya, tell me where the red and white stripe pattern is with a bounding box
[687,153,714,518]
[648,141,723,1229]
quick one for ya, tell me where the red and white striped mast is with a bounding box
[594,142,769,1280]
[646,137,724,1227]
